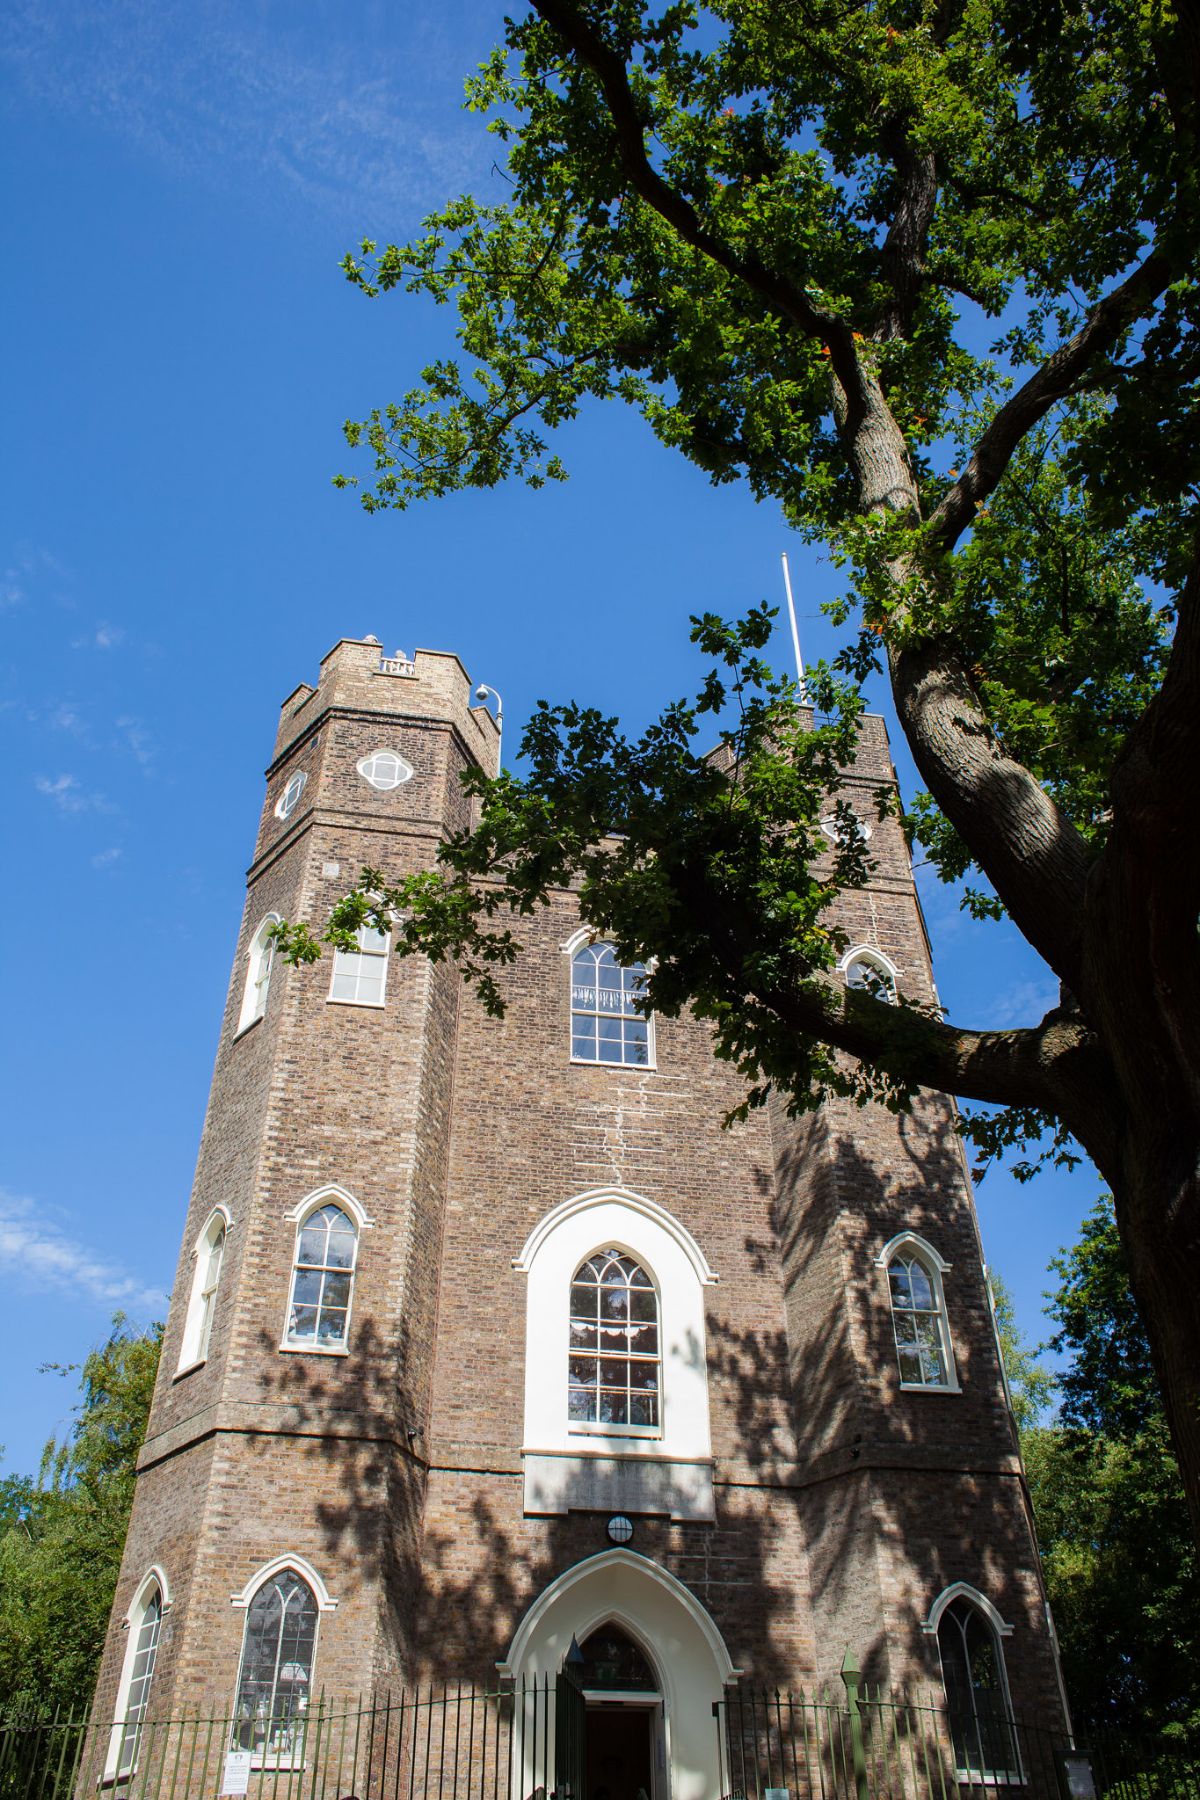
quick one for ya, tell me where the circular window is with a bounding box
[357,748,414,792]
[275,771,307,820]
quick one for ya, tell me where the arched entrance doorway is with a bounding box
[499,1549,739,1800]
[577,1623,660,1800]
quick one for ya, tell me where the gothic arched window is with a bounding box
[233,1569,319,1763]
[237,915,280,1034]
[570,943,652,1066]
[568,1250,660,1430]
[285,1203,358,1350]
[883,1235,956,1390]
[937,1596,1019,1777]
[843,948,898,1003]
[178,1209,228,1372]
[578,1623,659,1692]
[109,1575,164,1778]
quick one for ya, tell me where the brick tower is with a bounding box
[90,635,1068,1797]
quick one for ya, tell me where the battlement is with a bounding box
[273,635,500,772]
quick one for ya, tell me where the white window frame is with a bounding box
[175,1205,232,1377]
[278,1185,373,1357]
[562,929,656,1070]
[236,914,281,1036]
[838,942,900,1003]
[567,1248,663,1438]
[923,1584,1020,1783]
[229,1557,338,1772]
[516,1187,716,1464]
[327,924,390,1008]
[274,770,307,820]
[876,1231,960,1393]
[105,1567,171,1781]
[356,746,414,791]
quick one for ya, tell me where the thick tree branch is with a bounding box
[876,135,938,341]
[928,247,1173,551]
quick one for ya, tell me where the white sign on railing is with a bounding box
[220,1749,252,1795]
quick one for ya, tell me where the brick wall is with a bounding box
[91,641,1066,1747]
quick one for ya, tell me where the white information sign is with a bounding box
[220,1749,253,1796]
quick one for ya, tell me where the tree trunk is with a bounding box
[1112,1147,1200,1545]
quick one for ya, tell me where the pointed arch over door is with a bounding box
[499,1548,739,1800]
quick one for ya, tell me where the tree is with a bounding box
[1001,1203,1200,1735]
[0,1316,162,1715]
[290,0,1200,1533]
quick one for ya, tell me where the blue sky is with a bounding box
[0,0,1096,1475]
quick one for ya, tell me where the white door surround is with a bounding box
[498,1548,740,1800]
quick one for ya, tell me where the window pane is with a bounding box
[570,1283,599,1318]
[629,1287,656,1322]
[897,1344,925,1384]
[325,1229,356,1269]
[290,1304,318,1339]
[599,1358,627,1388]
[629,1394,658,1427]
[330,969,357,1001]
[321,1272,352,1311]
[317,1309,347,1344]
[909,1263,934,1308]
[889,1264,913,1306]
[292,1270,323,1307]
[599,1390,629,1424]
[568,1388,594,1421]
[568,1357,597,1388]
[629,1360,659,1391]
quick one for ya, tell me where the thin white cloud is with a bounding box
[0,1189,165,1313]
[976,976,1060,1031]
[0,2,493,225]
[0,545,70,610]
[92,845,122,868]
[115,714,154,769]
[33,772,113,814]
[71,622,125,651]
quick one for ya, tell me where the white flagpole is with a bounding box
[781,552,808,700]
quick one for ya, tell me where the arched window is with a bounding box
[882,1235,956,1390]
[177,1209,228,1372]
[578,1623,658,1692]
[238,915,280,1034]
[284,1203,358,1350]
[843,948,898,1003]
[108,1575,164,1778]
[568,1249,660,1430]
[233,1569,319,1764]
[937,1596,1019,1776]
[357,747,413,791]
[328,925,390,1007]
[570,943,652,1066]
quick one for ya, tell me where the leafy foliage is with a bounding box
[0,1316,162,1715]
[998,1205,1200,1735]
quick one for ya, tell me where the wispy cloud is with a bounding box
[33,772,113,814]
[71,622,124,651]
[0,545,70,610]
[0,2,492,225]
[92,845,122,869]
[115,714,154,770]
[0,1188,165,1312]
[975,976,1060,1031]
